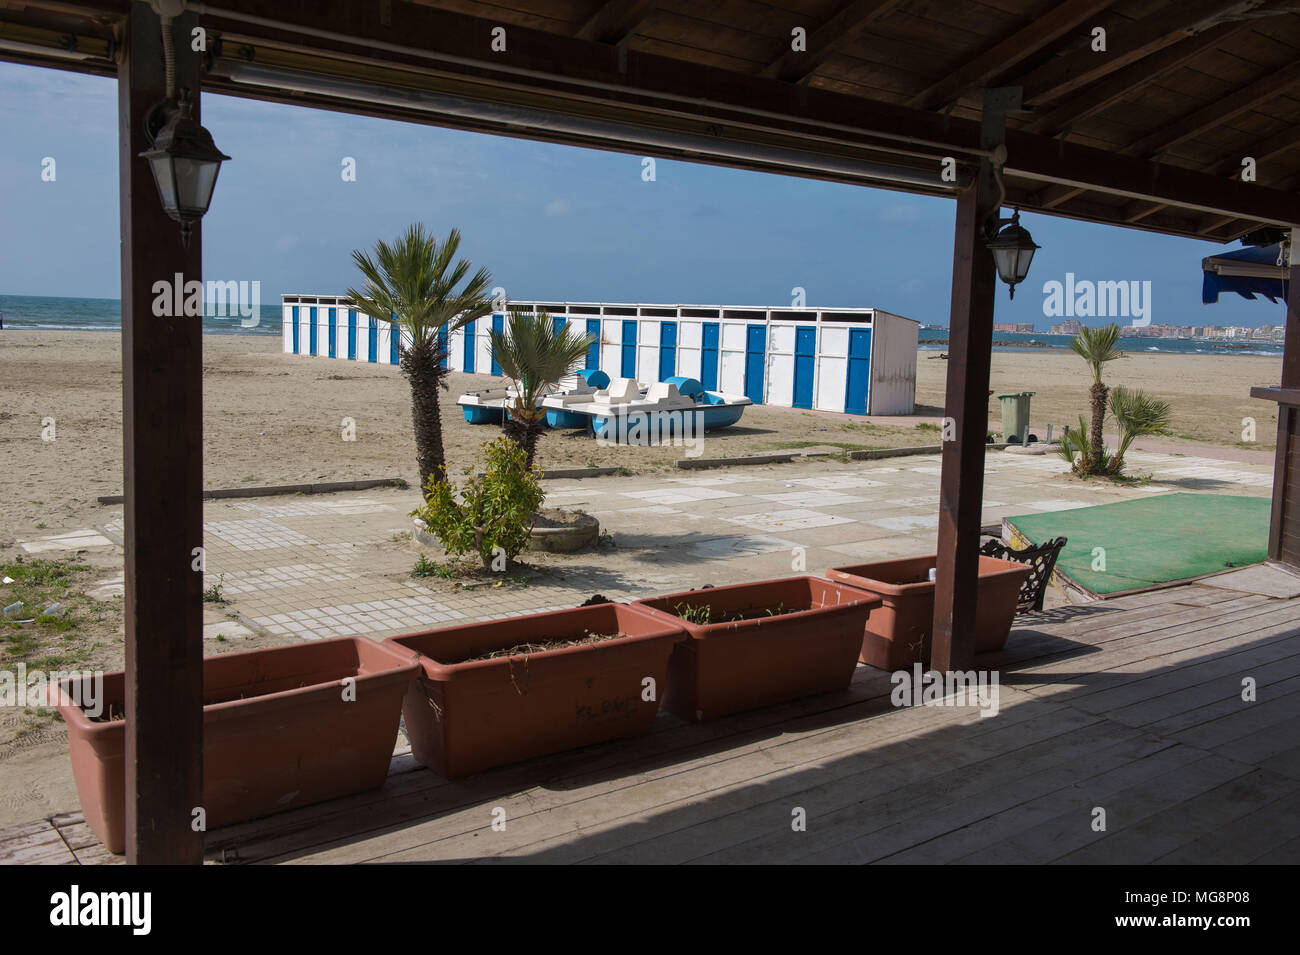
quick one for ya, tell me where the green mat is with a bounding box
[1005,493,1271,596]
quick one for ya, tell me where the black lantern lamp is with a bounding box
[985,209,1039,299]
[984,208,1039,299]
[140,89,230,248]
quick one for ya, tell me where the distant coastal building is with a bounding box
[1050,320,1082,335]
[994,322,1036,333]
[280,296,920,415]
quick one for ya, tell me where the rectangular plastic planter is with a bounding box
[826,554,1031,670]
[383,603,684,778]
[57,636,418,855]
[632,576,880,721]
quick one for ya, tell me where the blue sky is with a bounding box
[0,60,1285,328]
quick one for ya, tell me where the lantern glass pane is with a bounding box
[172,157,220,218]
[147,156,178,216]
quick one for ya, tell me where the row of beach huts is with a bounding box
[280,296,919,416]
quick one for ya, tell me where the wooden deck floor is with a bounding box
[7,581,1300,864]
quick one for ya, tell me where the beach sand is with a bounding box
[0,330,1281,539]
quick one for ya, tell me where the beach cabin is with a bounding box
[285,296,919,416]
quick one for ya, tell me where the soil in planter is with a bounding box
[88,702,126,723]
[456,629,627,662]
[671,600,812,625]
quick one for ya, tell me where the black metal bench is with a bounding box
[979,535,1068,613]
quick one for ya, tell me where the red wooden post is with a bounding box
[119,3,205,864]
[931,90,1011,673]
[1266,252,1300,563]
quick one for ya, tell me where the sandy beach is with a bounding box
[0,330,1282,540]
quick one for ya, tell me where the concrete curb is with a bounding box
[540,466,624,480]
[96,477,407,506]
[675,453,797,469]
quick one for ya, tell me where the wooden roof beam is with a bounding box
[1125,58,1300,158]
[574,0,658,45]
[1017,0,1274,107]
[1021,19,1255,136]
[1213,124,1300,177]
[760,0,908,83]
[907,0,1117,112]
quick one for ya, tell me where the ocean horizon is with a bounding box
[0,294,1285,356]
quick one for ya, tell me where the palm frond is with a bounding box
[344,223,494,347]
[1069,323,1123,383]
[488,308,596,410]
[1111,385,1172,469]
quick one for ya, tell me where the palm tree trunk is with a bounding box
[1088,380,1108,473]
[522,423,542,470]
[400,336,446,490]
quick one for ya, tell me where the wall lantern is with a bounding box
[138,1,229,247]
[985,209,1039,299]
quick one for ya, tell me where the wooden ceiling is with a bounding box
[3,0,1299,242]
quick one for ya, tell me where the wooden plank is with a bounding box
[972,750,1254,863]
[1015,0,1274,107]
[759,0,910,83]
[1022,19,1258,136]
[574,0,659,44]
[1056,765,1299,864]
[907,0,1118,111]
[119,4,205,865]
[1154,788,1300,863]
[336,689,1097,864]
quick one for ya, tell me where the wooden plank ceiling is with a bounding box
[3,0,1299,241]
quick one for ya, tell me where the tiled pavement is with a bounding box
[16,447,1276,644]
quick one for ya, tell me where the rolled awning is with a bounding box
[1202,242,1290,304]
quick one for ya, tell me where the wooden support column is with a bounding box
[119,3,205,864]
[1265,248,1300,565]
[931,90,1011,673]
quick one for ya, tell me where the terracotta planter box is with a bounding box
[383,603,684,778]
[826,554,1031,670]
[57,636,418,855]
[632,576,880,721]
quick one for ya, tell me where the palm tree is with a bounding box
[346,225,493,490]
[1110,386,1171,475]
[489,307,595,468]
[1069,323,1123,473]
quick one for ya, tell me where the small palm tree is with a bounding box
[1110,386,1171,474]
[489,307,595,467]
[1069,323,1123,473]
[346,225,493,489]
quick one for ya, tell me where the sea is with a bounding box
[919,327,1283,358]
[0,295,1284,356]
[0,294,279,336]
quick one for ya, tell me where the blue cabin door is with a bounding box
[390,322,400,364]
[658,322,677,382]
[437,325,448,369]
[367,318,377,362]
[291,306,300,354]
[347,310,357,360]
[328,308,337,358]
[552,316,566,337]
[845,328,872,415]
[490,314,504,375]
[621,320,637,378]
[744,324,765,404]
[308,307,317,355]
[463,319,476,372]
[793,326,816,409]
[585,319,600,369]
[700,322,719,391]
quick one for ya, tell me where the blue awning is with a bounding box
[1202,243,1289,304]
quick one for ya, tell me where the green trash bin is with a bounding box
[996,391,1035,443]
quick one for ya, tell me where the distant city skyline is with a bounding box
[0,60,1290,329]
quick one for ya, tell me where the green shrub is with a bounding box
[412,437,545,570]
